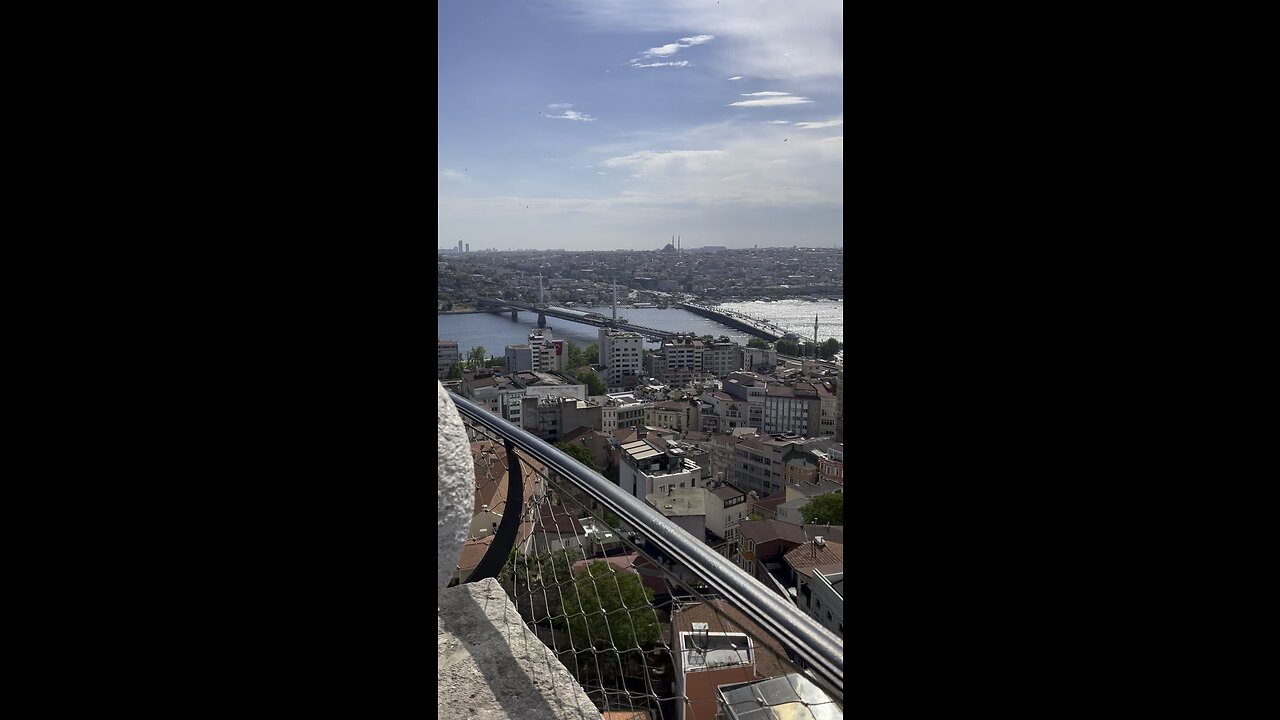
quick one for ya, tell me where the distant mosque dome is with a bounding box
[662,243,676,252]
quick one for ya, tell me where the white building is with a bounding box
[618,438,701,499]
[703,479,749,545]
[510,370,587,401]
[599,328,644,388]
[528,329,557,372]
[742,347,777,373]
[605,392,650,430]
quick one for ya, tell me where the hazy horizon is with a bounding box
[438,0,844,251]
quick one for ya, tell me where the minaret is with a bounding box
[538,274,544,305]
[813,314,819,365]
[612,278,618,320]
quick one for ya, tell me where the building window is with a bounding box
[746,539,755,552]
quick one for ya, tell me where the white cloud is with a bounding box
[637,32,715,62]
[643,43,683,57]
[767,120,790,124]
[603,149,724,169]
[633,60,690,68]
[547,110,598,121]
[794,119,843,129]
[548,103,573,109]
[740,91,791,96]
[728,76,743,80]
[439,169,464,181]
[564,1,843,81]
[728,96,813,107]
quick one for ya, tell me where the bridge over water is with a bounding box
[472,298,680,341]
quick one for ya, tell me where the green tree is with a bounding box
[775,339,801,355]
[576,368,607,396]
[560,560,661,653]
[818,338,841,360]
[584,343,599,363]
[466,346,487,370]
[747,337,772,350]
[556,441,601,473]
[446,361,463,379]
[565,341,584,369]
[799,492,843,525]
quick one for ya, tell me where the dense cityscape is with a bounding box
[439,244,844,718]
[437,2,843,715]
[438,244,842,309]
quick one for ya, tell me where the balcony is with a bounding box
[439,384,843,719]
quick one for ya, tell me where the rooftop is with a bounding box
[671,599,796,681]
[717,673,842,720]
[680,630,752,671]
[645,487,706,517]
[783,539,844,571]
[738,519,809,546]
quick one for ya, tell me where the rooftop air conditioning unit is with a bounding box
[814,536,825,546]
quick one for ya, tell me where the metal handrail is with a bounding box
[465,438,523,584]
[448,391,844,703]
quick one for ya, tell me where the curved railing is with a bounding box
[448,391,843,712]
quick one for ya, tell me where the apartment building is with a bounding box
[652,334,705,383]
[763,384,810,436]
[819,443,844,484]
[604,392,650,430]
[703,479,749,546]
[742,347,777,373]
[461,371,525,425]
[703,339,744,378]
[712,433,838,498]
[721,373,768,430]
[646,399,701,433]
[618,438,701,499]
[510,370,587,401]
[504,344,534,373]
[526,329,561,372]
[792,379,837,437]
[698,392,751,434]
[520,396,603,442]
[598,328,644,388]
[438,339,460,379]
[645,486,706,540]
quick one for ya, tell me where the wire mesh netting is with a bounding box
[455,413,842,720]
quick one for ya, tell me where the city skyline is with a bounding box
[438,0,844,251]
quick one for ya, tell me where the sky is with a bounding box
[438,0,843,252]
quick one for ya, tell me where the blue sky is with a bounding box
[438,1,843,251]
